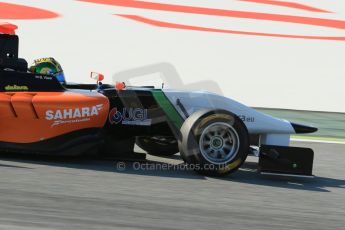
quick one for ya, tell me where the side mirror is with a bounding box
[115,81,126,91]
[90,72,104,82]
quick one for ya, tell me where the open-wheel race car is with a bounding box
[0,23,317,177]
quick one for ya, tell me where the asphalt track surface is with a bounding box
[0,142,344,230]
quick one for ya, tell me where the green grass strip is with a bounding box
[292,135,345,142]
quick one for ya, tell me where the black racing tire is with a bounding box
[179,109,249,176]
[100,135,135,156]
[136,136,179,157]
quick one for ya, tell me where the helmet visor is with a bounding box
[55,72,66,83]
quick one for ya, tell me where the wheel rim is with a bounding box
[199,122,240,165]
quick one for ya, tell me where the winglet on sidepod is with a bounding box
[290,122,318,134]
[0,22,17,35]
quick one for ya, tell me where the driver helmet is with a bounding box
[29,57,66,84]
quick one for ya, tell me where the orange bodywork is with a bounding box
[0,91,109,143]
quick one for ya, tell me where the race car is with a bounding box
[0,23,317,177]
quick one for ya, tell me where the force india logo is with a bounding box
[109,107,152,126]
[45,104,103,127]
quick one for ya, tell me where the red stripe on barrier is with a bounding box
[0,2,59,20]
[116,14,345,41]
[79,0,345,30]
[238,0,331,13]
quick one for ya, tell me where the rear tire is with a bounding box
[100,135,135,156]
[179,110,249,176]
[136,136,179,157]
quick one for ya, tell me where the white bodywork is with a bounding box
[163,90,296,146]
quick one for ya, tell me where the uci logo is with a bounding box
[108,107,123,124]
[108,107,151,126]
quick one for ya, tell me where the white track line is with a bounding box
[260,172,314,178]
[291,138,345,145]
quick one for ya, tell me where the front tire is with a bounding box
[179,110,249,176]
